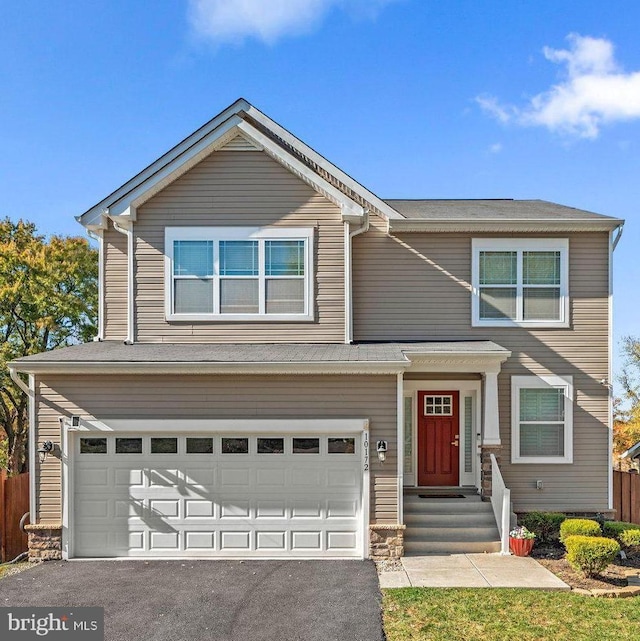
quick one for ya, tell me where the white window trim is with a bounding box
[511,374,573,464]
[471,238,569,328]
[165,227,315,322]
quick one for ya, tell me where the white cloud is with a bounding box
[188,0,397,45]
[477,34,640,139]
[488,142,503,154]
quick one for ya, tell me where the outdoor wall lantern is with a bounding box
[377,440,388,463]
[37,441,54,464]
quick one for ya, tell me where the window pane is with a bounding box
[219,240,258,276]
[265,279,304,314]
[479,251,517,285]
[151,438,178,454]
[257,438,284,454]
[174,241,213,277]
[464,397,473,474]
[220,279,259,314]
[404,397,412,474]
[115,438,142,454]
[175,279,213,314]
[479,287,517,319]
[221,438,248,454]
[520,388,564,422]
[328,438,355,454]
[266,240,305,276]
[523,287,561,320]
[293,438,319,454]
[80,438,107,454]
[520,423,564,457]
[523,251,561,285]
[186,438,213,454]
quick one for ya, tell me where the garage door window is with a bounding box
[328,438,355,454]
[257,438,284,454]
[293,438,320,454]
[80,438,107,454]
[186,438,214,454]
[221,437,249,454]
[151,438,178,454]
[115,438,143,454]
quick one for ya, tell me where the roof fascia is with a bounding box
[388,219,625,233]
[403,349,511,373]
[244,105,405,221]
[11,360,408,376]
[78,98,251,228]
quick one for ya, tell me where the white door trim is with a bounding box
[402,380,481,489]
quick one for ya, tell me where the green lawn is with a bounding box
[383,588,640,641]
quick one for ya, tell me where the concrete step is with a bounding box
[404,501,493,515]
[404,526,500,542]
[404,512,497,527]
[404,540,502,554]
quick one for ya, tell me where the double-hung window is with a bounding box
[511,375,573,464]
[471,239,569,327]
[166,227,314,320]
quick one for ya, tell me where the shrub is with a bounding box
[620,529,640,551]
[564,535,620,577]
[520,512,566,543]
[559,518,601,544]
[602,520,640,541]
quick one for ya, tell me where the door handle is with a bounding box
[451,440,459,447]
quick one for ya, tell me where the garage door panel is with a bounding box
[74,432,363,558]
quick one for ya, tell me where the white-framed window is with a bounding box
[511,375,573,464]
[471,238,569,327]
[165,227,314,321]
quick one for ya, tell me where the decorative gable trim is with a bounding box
[219,132,263,152]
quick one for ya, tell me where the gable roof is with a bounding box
[78,98,403,230]
[77,99,623,233]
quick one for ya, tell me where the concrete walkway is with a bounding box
[379,554,569,589]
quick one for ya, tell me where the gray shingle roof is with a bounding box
[11,340,509,365]
[384,199,622,223]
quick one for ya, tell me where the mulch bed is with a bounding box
[531,542,640,591]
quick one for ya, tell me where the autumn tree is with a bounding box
[614,336,640,468]
[0,219,97,474]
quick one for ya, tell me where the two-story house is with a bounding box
[10,99,623,561]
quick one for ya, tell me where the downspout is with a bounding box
[87,229,104,341]
[344,209,369,344]
[608,222,624,510]
[112,220,135,344]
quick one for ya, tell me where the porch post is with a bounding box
[481,368,502,500]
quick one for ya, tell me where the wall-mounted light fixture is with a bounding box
[37,441,54,464]
[377,440,388,463]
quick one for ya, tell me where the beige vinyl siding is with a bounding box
[103,219,128,341]
[134,150,344,342]
[353,217,610,512]
[34,374,397,525]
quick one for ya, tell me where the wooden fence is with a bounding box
[0,471,30,562]
[613,469,640,525]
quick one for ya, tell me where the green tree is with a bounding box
[0,219,97,474]
[615,336,640,468]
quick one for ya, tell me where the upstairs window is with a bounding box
[165,227,314,321]
[472,239,569,327]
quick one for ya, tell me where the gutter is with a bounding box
[111,219,135,344]
[344,210,370,343]
[9,366,31,396]
[388,219,626,233]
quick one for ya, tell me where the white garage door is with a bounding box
[73,433,364,558]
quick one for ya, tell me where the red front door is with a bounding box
[417,391,460,486]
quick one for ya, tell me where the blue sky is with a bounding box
[1,0,638,378]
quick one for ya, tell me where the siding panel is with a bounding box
[353,218,610,512]
[103,220,128,341]
[35,374,397,525]
[132,150,344,343]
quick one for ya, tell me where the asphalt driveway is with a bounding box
[0,560,383,641]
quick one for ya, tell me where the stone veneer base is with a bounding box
[25,524,62,562]
[369,524,406,560]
